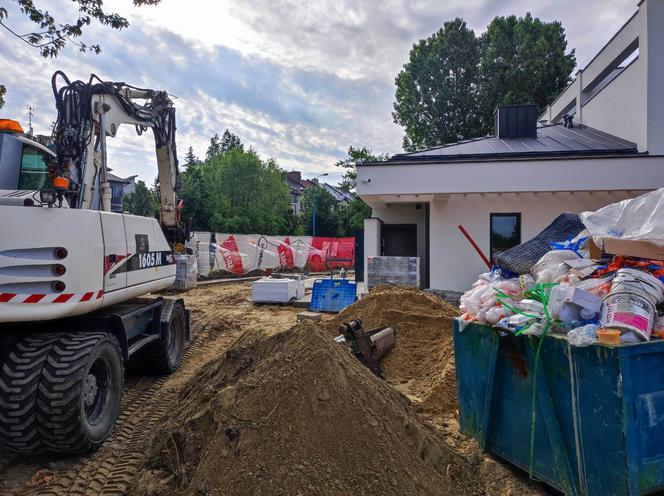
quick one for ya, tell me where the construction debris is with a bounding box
[296,311,323,322]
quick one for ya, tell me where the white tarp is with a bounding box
[580,188,664,247]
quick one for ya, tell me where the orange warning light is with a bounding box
[0,119,24,133]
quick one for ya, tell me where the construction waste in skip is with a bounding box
[456,187,664,496]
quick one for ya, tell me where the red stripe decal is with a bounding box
[0,293,17,303]
[24,294,46,304]
[80,291,94,302]
[96,290,103,299]
[53,293,74,303]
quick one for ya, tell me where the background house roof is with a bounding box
[107,172,131,184]
[375,124,638,164]
[321,183,356,202]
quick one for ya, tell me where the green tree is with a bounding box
[179,162,209,230]
[338,199,372,236]
[299,185,341,237]
[220,129,243,153]
[206,133,222,161]
[0,85,5,108]
[0,0,160,109]
[478,13,576,134]
[204,149,291,234]
[393,14,576,149]
[184,146,198,167]
[336,146,388,192]
[124,180,159,217]
[393,18,481,151]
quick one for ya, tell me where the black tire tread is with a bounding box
[0,333,62,454]
[143,302,185,375]
[36,333,122,454]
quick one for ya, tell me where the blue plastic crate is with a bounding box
[310,278,357,313]
[454,320,664,496]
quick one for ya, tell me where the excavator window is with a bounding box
[19,146,50,191]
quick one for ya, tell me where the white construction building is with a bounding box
[357,0,664,291]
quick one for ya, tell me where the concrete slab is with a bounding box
[297,311,323,322]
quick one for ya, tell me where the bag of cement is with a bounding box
[174,254,198,290]
[494,213,586,275]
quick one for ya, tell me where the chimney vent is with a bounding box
[494,105,537,139]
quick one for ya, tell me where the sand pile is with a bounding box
[328,285,460,415]
[131,323,493,496]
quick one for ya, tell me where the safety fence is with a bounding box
[189,232,355,277]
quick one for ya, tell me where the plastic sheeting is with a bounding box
[580,188,664,247]
[189,232,355,276]
[494,213,586,275]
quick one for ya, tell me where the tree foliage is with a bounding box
[299,185,341,237]
[0,0,160,58]
[336,146,388,192]
[0,0,161,109]
[393,18,482,151]
[478,14,576,133]
[206,134,222,161]
[220,129,243,153]
[206,129,243,161]
[184,146,198,167]
[338,199,372,235]
[393,13,576,150]
[124,180,159,217]
[179,147,292,235]
[0,84,5,108]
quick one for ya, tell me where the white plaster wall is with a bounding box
[363,218,382,283]
[582,59,646,150]
[357,156,664,197]
[370,203,426,284]
[643,0,664,155]
[426,190,647,291]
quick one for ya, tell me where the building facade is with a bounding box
[357,0,664,291]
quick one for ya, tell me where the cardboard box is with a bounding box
[589,238,664,261]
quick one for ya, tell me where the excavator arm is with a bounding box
[51,72,184,242]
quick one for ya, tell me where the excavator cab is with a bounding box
[0,120,54,192]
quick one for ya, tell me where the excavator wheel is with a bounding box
[143,301,186,374]
[0,333,63,454]
[0,332,123,455]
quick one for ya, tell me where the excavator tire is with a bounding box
[143,301,186,375]
[0,333,62,454]
[0,332,123,455]
[37,332,123,453]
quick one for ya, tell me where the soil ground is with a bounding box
[0,282,305,496]
[0,282,551,496]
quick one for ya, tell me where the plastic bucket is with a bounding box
[601,268,664,340]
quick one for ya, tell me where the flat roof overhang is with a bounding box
[356,154,663,201]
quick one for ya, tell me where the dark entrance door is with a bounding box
[381,224,417,257]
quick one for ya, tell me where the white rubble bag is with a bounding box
[580,188,664,247]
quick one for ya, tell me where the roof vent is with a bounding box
[494,105,537,139]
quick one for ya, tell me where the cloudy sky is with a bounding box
[0,0,635,184]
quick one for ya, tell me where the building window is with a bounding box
[490,213,521,262]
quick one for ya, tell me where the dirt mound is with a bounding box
[327,285,460,415]
[131,323,496,496]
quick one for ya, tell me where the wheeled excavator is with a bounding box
[0,72,191,455]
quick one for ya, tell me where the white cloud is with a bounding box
[0,0,637,185]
